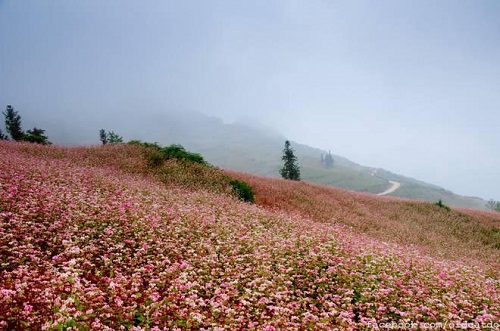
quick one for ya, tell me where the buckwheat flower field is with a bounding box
[0,142,498,330]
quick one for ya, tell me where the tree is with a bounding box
[324,150,334,169]
[2,105,50,144]
[24,127,51,145]
[99,129,108,145]
[486,200,500,212]
[280,140,300,180]
[3,105,24,141]
[99,129,123,144]
[107,131,123,144]
[0,128,7,140]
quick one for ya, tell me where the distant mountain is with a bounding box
[39,109,488,210]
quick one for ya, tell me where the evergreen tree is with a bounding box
[3,105,24,141]
[107,131,123,144]
[2,105,50,144]
[486,200,500,212]
[24,127,51,145]
[279,140,300,180]
[99,129,108,145]
[325,151,334,169]
[0,128,7,140]
[99,129,123,144]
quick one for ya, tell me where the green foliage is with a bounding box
[127,139,142,146]
[323,151,334,169]
[128,140,158,148]
[486,200,500,212]
[145,149,165,167]
[230,179,255,203]
[130,140,254,203]
[280,140,300,181]
[99,129,108,145]
[0,128,7,140]
[3,105,51,144]
[24,127,51,145]
[130,140,207,165]
[99,129,123,144]
[3,105,24,141]
[435,199,450,211]
[162,144,205,164]
[107,131,123,144]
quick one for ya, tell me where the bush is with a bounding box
[162,144,206,164]
[435,199,450,211]
[130,140,254,202]
[145,150,164,167]
[230,179,254,203]
[129,140,207,165]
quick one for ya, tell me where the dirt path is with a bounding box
[377,180,401,196]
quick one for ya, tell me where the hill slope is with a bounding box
[27,109,488,209]
[0,141,498,329]
[128,111,488,209]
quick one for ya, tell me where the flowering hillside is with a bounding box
[0,142,498,330]
[227,171,500,276]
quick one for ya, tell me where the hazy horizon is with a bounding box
[1,1,499,201]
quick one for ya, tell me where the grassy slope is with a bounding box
[1,142,499,329]
[37,109,488,209]
[141,112,487,209]
[9,141,499,271]
[227,170,500,277]
[299,157,388,193]
[375,169,488,210]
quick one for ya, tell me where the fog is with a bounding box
[1,1,499,201]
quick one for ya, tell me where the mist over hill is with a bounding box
[22,109,487,210]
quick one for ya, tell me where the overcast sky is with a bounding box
[1,0,499,200]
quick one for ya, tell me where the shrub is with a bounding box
[230,179,254,203]
[129,140,207,165]
[145,150,164,167]
[129,140,254,202]
[23,127,51,145]
[435,199,450,211]
[162,144,206,165]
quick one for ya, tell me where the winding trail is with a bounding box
[377,180,401,196]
